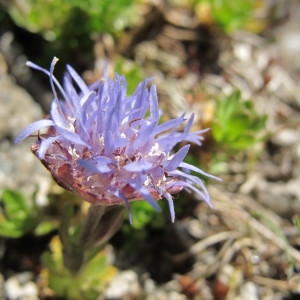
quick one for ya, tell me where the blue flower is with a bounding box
[16,58,220,223]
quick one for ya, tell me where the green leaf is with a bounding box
[212,90,267,151]
[42,236,117,299]
[34,220,59,236]
[195,0,256,33]
[7,0,138,39]
[0,189,38,238]
[130,201,157,230]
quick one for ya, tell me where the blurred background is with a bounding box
[0,0,300,299]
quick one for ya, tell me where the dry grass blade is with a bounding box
[209,186,300,263]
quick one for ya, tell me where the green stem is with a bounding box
[59,203,124,273]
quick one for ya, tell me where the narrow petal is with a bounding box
[129,177,161,212]
[169,169,209,200]
[171,181,212,207]
[164,193,175,223]
[49,57,60,102]
[184,113,194,133]
[154,115,185,136]
[38,136,60,159]
[114,190,133,225]
[124,160,153,172]
[136,186,161,212]
[67,65,90,94]
[183,182,213,207]
[149,85,159,124]
[129,79,151,121]
[165,145,190,172]
[179,162,222,181]
[14,119,54,143]
[127,121,156,154]
[51,101,68,128]
[26,60,69,101]
[78,159,112,174]
[184,128,209,145]
[55,127,89,147]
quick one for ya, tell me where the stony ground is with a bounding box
[0,1,300,299]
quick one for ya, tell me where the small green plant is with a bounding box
[39,203,122,299]
[212,90,267,151]
[194,0,256,33]
[0,189,58,238]
[128,201,166,230]
[6,0,138,39]
[0,189,38,238]
[42,235,117,300]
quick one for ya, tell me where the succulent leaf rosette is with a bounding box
[16,58,219,223]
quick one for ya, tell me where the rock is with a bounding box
[103,270,140,300]
[288,274,300,294]
[4,272,38,300]
[240,282,259,300]
[271,1,300,72]
[271,128,300,147]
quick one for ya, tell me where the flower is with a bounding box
[15,57,220,223]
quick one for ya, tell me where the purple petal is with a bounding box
[149,85,159,124]
[165,145,190,172]
[154,115,185,136]
[129,79,151,121]
[74,91,96,137]
[78,156,114,173]
[26,59,68,101]
[114,190,133,224]
[51,101,68,128]
[184,128,209,145]
[124,160,153,172]
[129,176,161,212]
[179,162,222,181]
[164,193,175,223]
[14,119,54,143]
[169,169,209,199]
[38,136,60,159]
[49,57,60,102]
[184,113,194,133]
[171,180,212,207]
[55,127,89,147]
[184,182,213,207]
[127,121,156,153]
[66,65,89,94]
[136,186,161,212]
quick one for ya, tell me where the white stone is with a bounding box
[240,281,259,300]
[104,270,140,299]
[4,274,38,300]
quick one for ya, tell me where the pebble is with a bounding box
[187,219,205,239]
[240,281,259,300]
[104,270,140,299]
[272,128,300,147]
[288,274,300,293]
[4,273,38,300]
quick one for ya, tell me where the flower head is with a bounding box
[16,58,219,223]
